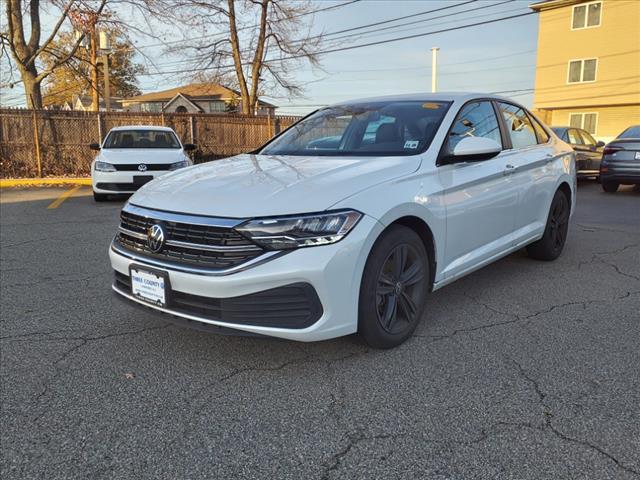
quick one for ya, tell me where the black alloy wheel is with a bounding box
[376,243,425,335]
[359,225,430,348]
[526,189,570,261]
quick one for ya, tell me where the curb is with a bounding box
[0,178,92,188]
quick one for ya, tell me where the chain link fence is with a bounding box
[0,109,300,178]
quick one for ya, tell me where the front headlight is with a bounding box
[169,160,191,171]
[236,210,362,250]
[94,161,116,172]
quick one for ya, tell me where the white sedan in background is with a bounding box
[90,126,194,201]
[110,93,576,348]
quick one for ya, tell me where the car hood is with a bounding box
[130,153,421,218]
[99,148,186,164]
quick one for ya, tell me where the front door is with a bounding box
[438,100,518,280]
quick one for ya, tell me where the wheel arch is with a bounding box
[384,215,437,291]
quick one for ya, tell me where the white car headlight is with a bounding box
[169,160,191,171]
[236,210,362,250]
[94,160,116,172]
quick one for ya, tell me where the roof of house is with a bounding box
[124,83,238,103]
[529,0,583,12]
[123,82,276,107]
[74,94,123,109]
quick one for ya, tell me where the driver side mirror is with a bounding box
[444,137,502,164]
[89,143,101,151]
[596,140,605,147]
[183,143,196,151]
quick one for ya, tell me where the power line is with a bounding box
[135,10,538,77]
[134,0,362,51]
[143,0,520,71]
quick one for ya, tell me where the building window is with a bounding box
[572,1,602,29]
[569,113,598,135]
[567,58,597,83]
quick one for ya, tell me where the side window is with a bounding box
[578,130,597,147]
[498,103,538,149]
[567,129,583,145]
[528,113,550,144]
[447,101,502,152]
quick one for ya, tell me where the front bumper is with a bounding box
[109,214,381,341]
[92,170,170,193]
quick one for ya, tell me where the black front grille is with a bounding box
[116,210,264,270]
[114,271,323,329]
[114,164,173,171]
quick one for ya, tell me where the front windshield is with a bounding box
[260,100,451,156]
[103,130,181,149]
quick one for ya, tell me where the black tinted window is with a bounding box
[619,126,640,139]
[447,101,502,152]
[498,103,538,149]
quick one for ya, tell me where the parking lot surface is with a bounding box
[1,182,639,479]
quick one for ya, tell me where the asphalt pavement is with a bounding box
[1,182,639,479]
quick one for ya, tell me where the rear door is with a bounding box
[438,100,519,280]
[494,102,558,245]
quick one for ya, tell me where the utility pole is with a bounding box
[431,47,439,93]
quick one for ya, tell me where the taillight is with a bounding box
[603,146,622,155]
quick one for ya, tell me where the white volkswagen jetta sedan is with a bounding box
[91,126,194,201]
[110,93,576,348]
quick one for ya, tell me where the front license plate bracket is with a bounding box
[129,264,171,308]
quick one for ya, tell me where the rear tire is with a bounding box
[526,189,570,261]
[93,192,108,202]
[358,225,430,349]
[602,181,619,193]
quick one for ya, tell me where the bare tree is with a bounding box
[164,0,324,115]
[2,0,107,108]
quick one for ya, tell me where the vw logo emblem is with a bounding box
[138,164,147,172]
[147,224,166,253]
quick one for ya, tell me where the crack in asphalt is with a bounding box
[415,290,640,344]
[23,324,172,424]
[508,357,640,477]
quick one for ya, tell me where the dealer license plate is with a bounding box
[130,266,167,307]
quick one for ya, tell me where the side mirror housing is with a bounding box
[596,140,605,147]
[183,143,196,151]
[443,137,502,164]
[90,143,101,151]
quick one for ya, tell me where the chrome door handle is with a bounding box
[503,164,516,175]
[545,154,555,163]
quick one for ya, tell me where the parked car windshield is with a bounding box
[260,100,451,156]
[618,126,640,139]
[103,130,181,149]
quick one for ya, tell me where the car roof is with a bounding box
[108,125,176,132]
[331,92,517,106]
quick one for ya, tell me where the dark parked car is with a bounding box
[600,125,640,192]
[551,127,604,179]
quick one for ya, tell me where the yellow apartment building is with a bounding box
[529,0,640,142]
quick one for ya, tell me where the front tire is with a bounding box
[358,225,430,349]
[526,189,570,261]
[602,181,619,193]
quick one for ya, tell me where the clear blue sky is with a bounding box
[1,0,540,113]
